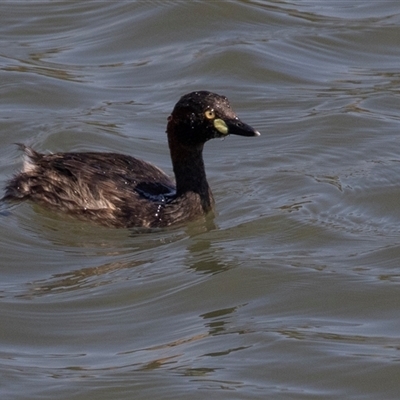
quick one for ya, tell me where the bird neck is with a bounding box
[167,124,213,212]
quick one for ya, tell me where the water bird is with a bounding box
[3,91,260,228]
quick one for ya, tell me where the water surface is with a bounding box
[1,1,400,399]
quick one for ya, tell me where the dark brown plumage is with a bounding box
[3,91,260,228]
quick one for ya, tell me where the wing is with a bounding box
[5,148,175,213]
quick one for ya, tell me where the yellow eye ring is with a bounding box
[205,109,215,119]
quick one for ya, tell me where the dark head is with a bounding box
[167,91,260,146]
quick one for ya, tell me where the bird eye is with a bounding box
[204,109,215,119]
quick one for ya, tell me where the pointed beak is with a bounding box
[225,118,260,137]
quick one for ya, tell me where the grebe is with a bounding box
[3,91,260,228]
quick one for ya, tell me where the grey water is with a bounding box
[1,1,400,399]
